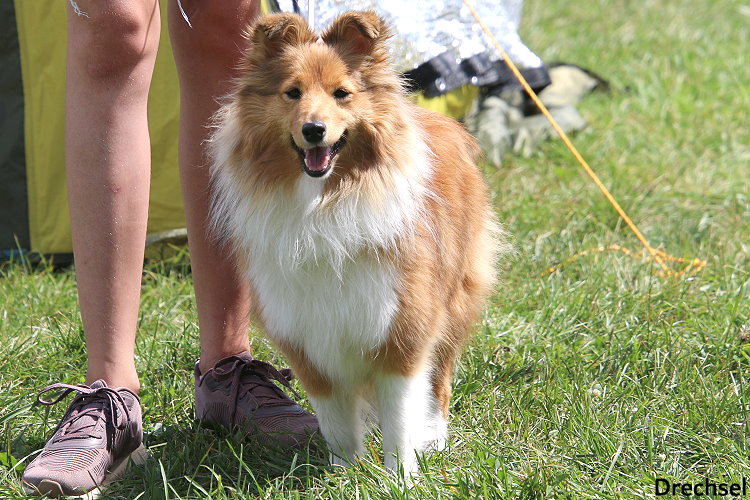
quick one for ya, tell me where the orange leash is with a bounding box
[461,0,706,277]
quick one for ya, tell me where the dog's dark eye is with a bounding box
[333,88,351,99]
[284,88,302,100]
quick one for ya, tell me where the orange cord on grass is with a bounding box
[461,0,707,278]
[542,245,708,278]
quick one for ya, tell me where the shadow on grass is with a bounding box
[112,422,331,499]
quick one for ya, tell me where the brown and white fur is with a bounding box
[209,11,502,474]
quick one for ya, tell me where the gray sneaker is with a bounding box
[194,353,319,448]
[22,380,147,498]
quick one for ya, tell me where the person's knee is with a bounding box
[170,0,259,59]
[68,1,160,82]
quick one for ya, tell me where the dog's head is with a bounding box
[234,11,400,181]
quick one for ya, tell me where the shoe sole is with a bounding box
[23,444,148,499]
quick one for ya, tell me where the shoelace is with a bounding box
[212,357,302,421]
[36,383,135,449]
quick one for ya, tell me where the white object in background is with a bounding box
[307,0,316,30]
[276,0,543,71]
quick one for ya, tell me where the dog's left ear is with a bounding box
[321,11,390,60]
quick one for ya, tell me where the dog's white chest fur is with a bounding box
[213,169,429,385]
[253,251,398,384]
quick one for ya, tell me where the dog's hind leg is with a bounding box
[309,390,367,467]
[427,338,458,451]
[373,368,444,476]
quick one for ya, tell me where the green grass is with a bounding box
[2,0,749,497]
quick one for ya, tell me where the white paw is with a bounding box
[330,453,355,467]
[421,417,448,451]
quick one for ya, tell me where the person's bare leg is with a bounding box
[168,2,319,445]
[167,0,259,372]
[67,0,161,392]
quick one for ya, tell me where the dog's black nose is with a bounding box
[302,121,326,144]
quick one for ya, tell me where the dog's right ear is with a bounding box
[246,13,316,59]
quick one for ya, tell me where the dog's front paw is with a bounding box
[421,416,449,452]
[330,453,356,468]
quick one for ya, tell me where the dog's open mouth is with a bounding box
[293,132,348,178]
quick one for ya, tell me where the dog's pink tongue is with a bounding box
[304,146,331,172]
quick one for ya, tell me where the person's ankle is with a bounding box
[198,349,252,375]
[85,373,140,394]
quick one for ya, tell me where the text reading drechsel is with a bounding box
[655,478,748,497]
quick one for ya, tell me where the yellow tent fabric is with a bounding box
[14,1,184,255]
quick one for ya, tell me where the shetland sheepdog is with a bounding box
[209,11,502,474]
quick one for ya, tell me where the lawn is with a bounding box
[1,0,749,498]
